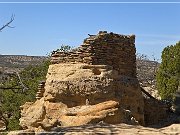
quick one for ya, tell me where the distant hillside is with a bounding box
[0,54,159,76]
[0,54,159,80]
[0,55,48,73]
[137,59,159,86]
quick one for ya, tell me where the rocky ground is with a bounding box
[42,123,180,135]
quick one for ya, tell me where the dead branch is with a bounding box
[15,72,28,92]
[0,14,15,32]
[0,71,28,92]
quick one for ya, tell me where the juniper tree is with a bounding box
[156,41,180,100]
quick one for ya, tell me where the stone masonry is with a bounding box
[36,81,46,100]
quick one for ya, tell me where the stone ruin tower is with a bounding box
[44,31,144,124]
[51,31,136,77]
[20,31,146,130]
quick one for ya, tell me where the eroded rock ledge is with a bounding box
[8,123,180,135]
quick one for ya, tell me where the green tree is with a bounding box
[0,15,15,32]
[156,41,180,100]
[0,60,50,130]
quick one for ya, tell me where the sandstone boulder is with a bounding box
[43,63,144,125]
[20,99,126,130]
[20,98,67,130]
[20,98,46,129]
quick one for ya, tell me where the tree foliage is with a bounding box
[0,60,50,130]
[0,44,72,131]
[156,41,180,100]
[48,44,74,57]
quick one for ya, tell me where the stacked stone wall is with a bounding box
[51,31,136,77]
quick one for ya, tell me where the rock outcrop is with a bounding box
[20,99,121,130]
[18,31,168,133]
[43,63,144,125]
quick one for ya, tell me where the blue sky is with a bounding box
[0,1,180,60]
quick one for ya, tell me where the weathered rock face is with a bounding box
[20,98,62,130]
[44,64,118,104]
[20,63,144,129]
[19,31,145,131]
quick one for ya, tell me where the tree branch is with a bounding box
[0,72,28,92]
[15,72,28,92]
[0,87,21,90]
[0,14,15,32]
